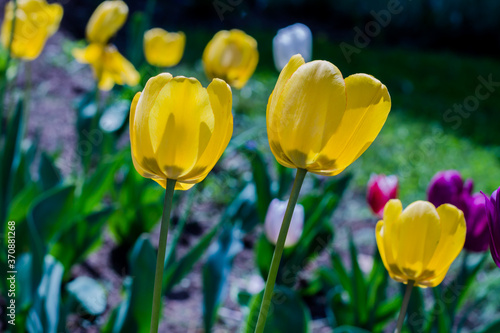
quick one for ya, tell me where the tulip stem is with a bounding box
[150,178,176,333]
[254,168,307,333]
[395,280,415,333]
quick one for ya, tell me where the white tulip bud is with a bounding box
[264,198,304,248]
[273,23,312,71]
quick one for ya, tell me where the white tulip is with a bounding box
[264,198,305,248]
[272,23,312,71]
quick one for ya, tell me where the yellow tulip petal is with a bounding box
[107,46,140,87]
[203,29,258,89]
[179,78,233,183]
[144,28,186,67]
[86,0,128,44]
[317,74,391,175]
[133,74,173,178]
[422,268,449,288]
[394,201,440,280]
[150,77,214,179]
[76,44,139,91]
[274,60,346,169]
[426,204,466,277]
[1,0,63,60]
[267,54,305,168]
[72,43,103,64]
[380,200,406,280]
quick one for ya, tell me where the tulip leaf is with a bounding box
[108,235,156,333]
[244,285,311,333]
[475,318,500,333]
[202,224,243,332]
[78,151,124,215]
[38,152,61,192]
[348,235,368,326]
[255,234,274,279]
[405,285,427,333]
[99,100,130,134]
[51,207,113,274]
[332,326,372,333]
[242,144,272,221]
[26,256,64,333]
[327,286,354,327]
[0,99,23,230]
[163,223,220,295]
[66,276,107,316]
[277,162,294,199]
[28,185,75,246]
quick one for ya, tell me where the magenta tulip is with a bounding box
[367,174,398,218]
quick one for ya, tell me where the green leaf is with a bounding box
[0,99,23,230]
[27,185,75,246]
[277,162,293,199]
[51,207,113,273]
[7,182,41,223]
[332,326,372,333]
[220,183,259,233]
[330,253,353,304]
[66,276,107,316]
[406,285,426,333]
[327,286,354,327]
[255,234,275,279]
[111,235,156,333]
[26,256,64,333]
[163,224,219,295]
[366,246,391,329]
[78,152,124,214]
[244,285,311,333]
[202,224,243,332]
[27,185,75,292]
[38,152,61,191]
[348,236,368,326]
[475,318,500,333]
[99,100,130,134]
[242,145,273,221]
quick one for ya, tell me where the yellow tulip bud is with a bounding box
[202,29,258,89]
[376,199,466,287]
[143,28,185,68]
[1,0,63,61]
[86,0,128,44]
[129,74,233,190]
[73,43,140,91]
[267,54,391,176]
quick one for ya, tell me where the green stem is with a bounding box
[164,184,197,268]
[150,178,176,333]
[254,168,307,333]
[395,280,415,333]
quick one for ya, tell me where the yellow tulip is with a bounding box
[129,74,233,190]
[202,29,258,89]
[86,0,128,44]
[1,0,63,61]
[267,54,391,175]
[73,43,140,91]
[376,199,466,287]
[143,28,185,68]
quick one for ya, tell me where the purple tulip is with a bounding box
[465,193,489,252]
[428,170,488,252]
[483,189,500,268]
